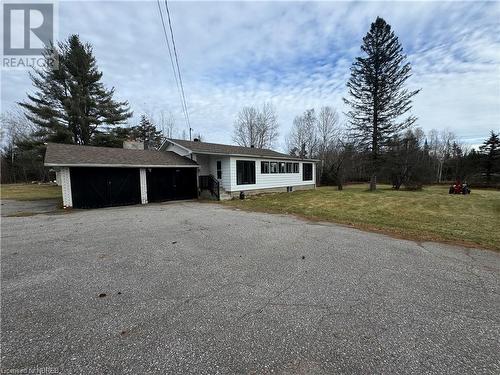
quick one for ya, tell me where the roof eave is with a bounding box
[160,139,193,153]
[44,163,199,168]
[191,150,319,161]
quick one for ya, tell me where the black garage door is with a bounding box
[146,168,197,203]
[70,167,141,209]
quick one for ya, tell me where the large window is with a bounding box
[303,163,313,181]
[261,161,269,174]
[237,160,255,185]
[264,161,300,174]
[216,161,222,179]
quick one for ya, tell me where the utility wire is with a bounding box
[164,0,192,139]
[156,0,191,136]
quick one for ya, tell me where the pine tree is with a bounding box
[91,127,135,148]
[479,131,500,183]
[343,17,420,190]
[19,35,132,145]
[131,115,164,150]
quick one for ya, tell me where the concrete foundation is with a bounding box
[227,184,315,198]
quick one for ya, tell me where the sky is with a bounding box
[2,0,499,151]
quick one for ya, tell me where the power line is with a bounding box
[156,0,191,137]
[164,0,192,139]
[156,0,189,134]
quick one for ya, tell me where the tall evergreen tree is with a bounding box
[479,131,500,183]
[19,35,132,145]
[90,127,135,148]
[131,115,164,150]
[343,17,420,190]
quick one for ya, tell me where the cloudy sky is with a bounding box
[2,0,499,150]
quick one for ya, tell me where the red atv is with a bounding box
[449,180,471,195]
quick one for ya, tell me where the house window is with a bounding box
[216,161,222,179]
[293,163,299,173]
[270,162,278,173]
[261,161,269,174]
[279,162,286,173]
[303,163,313,181]
[237,160,255,185]
[286,162,292,173]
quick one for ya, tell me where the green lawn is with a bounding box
[1,183,62,201]
[223,185,500,250]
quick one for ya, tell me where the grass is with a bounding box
[1,183,62,201]
[223,184,500,251]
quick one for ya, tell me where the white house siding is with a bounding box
[228,157,315,193]
[190,154,231,192]
[60,167,73,208]
[139,168,148,204]
[194,154,211,175]
[208,156,231,191]
[165,143,191,157]
[55,169,62,186]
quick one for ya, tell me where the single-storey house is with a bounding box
[45,139,317,209]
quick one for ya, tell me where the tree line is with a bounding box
[232,102,499,189]
[231,17,499,189]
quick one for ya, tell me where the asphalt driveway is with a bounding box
[1,202,499,374]
[1,198,61,217]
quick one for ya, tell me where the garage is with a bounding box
[44,143,199,209]
[70,167,141,209]
[146,168,197,202]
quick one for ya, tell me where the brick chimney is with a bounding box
[123,141,144,150]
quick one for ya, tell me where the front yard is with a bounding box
[2,201,499,373]
[224,184,500,250]
[1,183,62,201]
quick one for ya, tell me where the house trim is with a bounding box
[192,151,319,162]
[60,167,73,208]
[161,139,320,162]
[45,163,199,168]
[160,139,193,153]
[139,168,148,204]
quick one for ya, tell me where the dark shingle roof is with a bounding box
[166,139,316,161]
[44,143,198,167]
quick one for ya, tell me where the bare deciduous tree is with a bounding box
[286,109,318,158]
[316,106,341,172]
[233,103,279,149]
[157,110,176,138]
[327,139,355,190]
[1,109,39,155]
[428,128,456,182]
[317,107,340,148]
[0,109,47,182]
